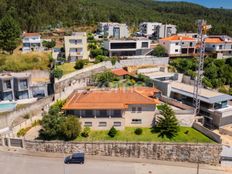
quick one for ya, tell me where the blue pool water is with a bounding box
[0,103,17,112]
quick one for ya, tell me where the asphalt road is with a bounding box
[0,151,230,174]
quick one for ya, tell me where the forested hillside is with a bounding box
[0,0,232,35]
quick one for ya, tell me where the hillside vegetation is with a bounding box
[0,0,232,35]
[0,52,51,72]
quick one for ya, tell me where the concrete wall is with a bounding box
[0,96,52,131]
[23,140,222,165]
[192,122,222,143]
[55,57,169,92]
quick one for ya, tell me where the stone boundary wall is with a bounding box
[193,122,222,143]
[24,140,222,165]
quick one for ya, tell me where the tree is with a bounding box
[93,71,118,87]
[108,126,117,138]
[81,126,91,137]
[95,55,109,63]
[53,67,63,79]
[152,45,166,57]
[154,104,180,139]
[90,48,104,58]
[74,59,85,70]
[39,112,65,140]
[0,15,20,53]
[61,116,81,141]
[42,40,56,49]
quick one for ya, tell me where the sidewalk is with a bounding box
[0,146,230,173]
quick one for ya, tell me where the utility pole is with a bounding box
[193,20,212,116]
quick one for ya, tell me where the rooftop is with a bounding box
[63,87,160,110]
[160,35,195,41]
[144,71,175,79]
[23,33,40,37]
[170,81,232,104]
[205,38,224,44]
[111,68,129,76]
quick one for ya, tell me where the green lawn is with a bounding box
[58,62,95,75]
[75,127,215,143]
[58,62,76,75]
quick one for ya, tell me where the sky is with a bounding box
[159,0,232,9]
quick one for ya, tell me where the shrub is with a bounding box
[23,114,30,119]
[81,126,91,138]
[74,59,85,70]
[17,127,31,137]
[61,116,82,141]
[54,67,63,79]
[108,126,117,138]
[134,128,143,135]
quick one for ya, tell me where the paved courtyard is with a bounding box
[0,151,230,174]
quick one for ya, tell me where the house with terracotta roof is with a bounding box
[159,35,196,57]
[22,32,42,52]
[111,68,129,79]
[205,35,232,59]
[63,87,160,130]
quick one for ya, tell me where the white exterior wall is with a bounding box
[159,40,196,55]
[64,32,89,61]
[124,104,156,127]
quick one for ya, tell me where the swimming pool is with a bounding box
[0,103,17,113]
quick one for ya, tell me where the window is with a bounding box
[19,79,28,89]
[182,42,184,45]
[3,80,11,90]
[190,42,193,47]
[84,122,92,127]
[132,107,136,113]
[175,42,179,46]
[137,107,142,113]
[175,49,178,52]
[212,45,215,48]
[219,45,223,49]
[113,122,121,127]
[141,42,149,48]
[99,122,107,127]
[131,119,142,124]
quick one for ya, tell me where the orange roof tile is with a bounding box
[111,68,129,76]
[205,38,224,44]
[63,88,160,110]
[23,33,40,37]
[160,35,195,41]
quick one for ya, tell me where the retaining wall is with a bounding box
[24,140,222,165]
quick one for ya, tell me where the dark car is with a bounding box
[64,153,85,164]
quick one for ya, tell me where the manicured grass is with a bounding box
[58,62,95,75]
[75,127,215,143]
[0,52,50,72]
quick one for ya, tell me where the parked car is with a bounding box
[64,153,85,164]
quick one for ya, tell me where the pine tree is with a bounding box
[0,15,21,53]
[155,104,180,139]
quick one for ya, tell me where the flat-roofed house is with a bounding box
[159,35,196,57]
[64,32,89,62]
[104,38,152,57]
[13,73,32,100]
[22,33,42,52]
[0,74,14,101]
[63,87,160,130]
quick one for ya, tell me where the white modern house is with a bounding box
[104,38,152,57]
[22,33,42,52]
[139,22,177,39]
[64,32,89,62]
[97,22,129,39]
[205,35,232,59]
[159,35,196,57]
